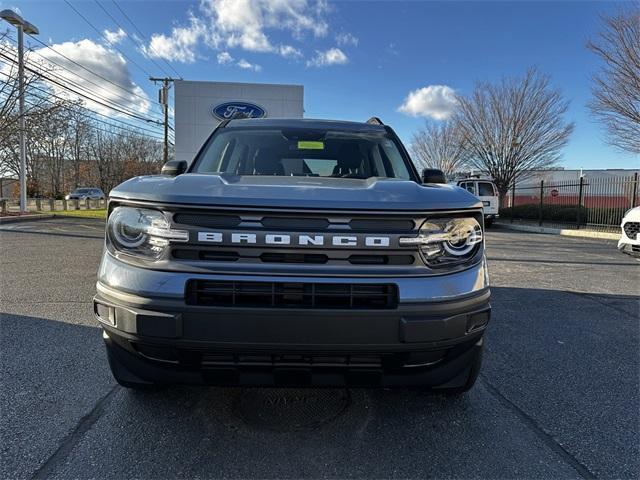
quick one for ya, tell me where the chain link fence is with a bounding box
[500,173,639,232]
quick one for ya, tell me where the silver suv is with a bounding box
[94,118,490,394]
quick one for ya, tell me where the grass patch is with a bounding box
[50,209,107,219]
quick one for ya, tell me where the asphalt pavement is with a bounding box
[1,217,638,479]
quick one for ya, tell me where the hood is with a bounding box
[109,174,481,211]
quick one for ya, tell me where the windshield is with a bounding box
[191,128,414,180]
[73,189,93,193]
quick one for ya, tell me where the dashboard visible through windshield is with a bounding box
[191,128,414,180]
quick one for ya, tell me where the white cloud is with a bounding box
[306,47,348,67]
[103,28,127,45]
[203,0,328,51]
[217,52,262,71]
[336,32,358,46]
[143,0,330,63]
[142,15,205,63]
[397,85,458,120]
[278,44,302,58]
[32,39,151,116]
[217,51,234,64]
[237,58,262,71]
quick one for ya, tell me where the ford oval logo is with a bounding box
[212,102,267,120]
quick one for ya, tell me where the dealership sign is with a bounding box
[212,102,267,120]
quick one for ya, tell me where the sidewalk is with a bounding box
[494,220,621,241]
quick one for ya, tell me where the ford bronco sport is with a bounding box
[94,117,490,393]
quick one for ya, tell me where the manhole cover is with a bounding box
[234,388,351,432]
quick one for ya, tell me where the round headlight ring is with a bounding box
[442,218,483,257]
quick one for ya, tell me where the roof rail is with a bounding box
[366,117,384,126]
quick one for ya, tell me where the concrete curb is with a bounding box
[0,214,55,225]
[495,222,621,241]
[52,214,106,222]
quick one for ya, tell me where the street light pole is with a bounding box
[17,23,26,213]
[1,9,39,214]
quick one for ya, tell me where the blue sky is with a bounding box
[3,0,639,169]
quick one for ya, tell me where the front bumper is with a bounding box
[95,253,491,387]
[618,241,640,258]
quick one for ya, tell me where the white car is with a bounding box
[618,206,640,258]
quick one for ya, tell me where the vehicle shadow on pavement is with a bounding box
[1,284,638,479]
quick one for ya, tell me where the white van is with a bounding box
[457,178,499,226]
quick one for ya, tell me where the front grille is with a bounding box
[167,208,439,274]
[172,247,415,266]
[259,252,328,264]
[186,280,398,309]
[623,221,640,239]
[172,212,416,233]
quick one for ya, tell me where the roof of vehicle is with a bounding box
[457,178,495,183]
[225,117,388,132]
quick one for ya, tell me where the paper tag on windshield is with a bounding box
[297,141,324,150]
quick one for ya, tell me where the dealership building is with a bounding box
[174,80,304,162]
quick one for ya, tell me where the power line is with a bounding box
[0,47,163,126]
[2,86,167,143]
[23,94,166,141]
[2,35,165,120]
[110,0,182,79]
[93,0,175,79]
[13,83,174,143]
[0,70,166,138]
[0,50,164,126]
[63,0,157,78]
[23,33,164,116]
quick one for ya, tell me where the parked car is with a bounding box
[456,178,499,226]
[618,206,640,259]
[95,117,490,394]
[65,188,105,201]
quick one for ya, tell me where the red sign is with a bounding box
[550,189,559,197]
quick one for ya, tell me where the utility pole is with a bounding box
[1,10,39,214]
[149,77,177,164]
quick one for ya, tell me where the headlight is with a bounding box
[107,207,188,259]
[400,217,483,266]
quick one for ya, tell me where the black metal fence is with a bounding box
[500,173,639,232]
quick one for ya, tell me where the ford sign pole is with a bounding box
[1,10,39,213]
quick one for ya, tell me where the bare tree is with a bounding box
[67,104,92,189]
[587,7,640,154]
[410,121,469,178]
[454,69,574,203]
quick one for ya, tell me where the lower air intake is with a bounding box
[186,280,398,309]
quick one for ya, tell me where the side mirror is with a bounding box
[161,160,187,176]
[422,168,446,184]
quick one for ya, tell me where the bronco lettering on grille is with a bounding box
[197,232,391,247]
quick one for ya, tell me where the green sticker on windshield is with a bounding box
[297,140,324,150]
